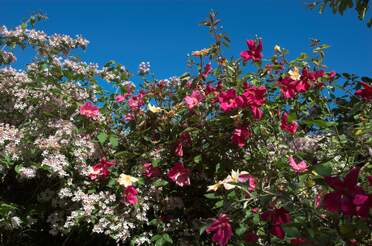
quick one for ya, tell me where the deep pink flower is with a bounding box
[291,237,307,245]
[355,82,372,101]
[261,207,291,239]
[184,90,204,110]
[206,214,233,246]
[123,185,138,205]
[328,71,336,81]
[202,63,213,78]
[239,85,267,119]
[115,94,125,102]
[277,77,298,99]
[240,39,263,62]
[231,127,251,148]
[143,163,161,178]
[80,102,99,119]
[280,112,298,134]
[315,194,321,208]
[218,89,238,112]
[88,159,115,180]
[288,156,308,173]
[323,166,371,217]
[167,162,191,187]
[245,231,259,243]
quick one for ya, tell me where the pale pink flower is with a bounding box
[288,156,308,173]
[115,94,125,102]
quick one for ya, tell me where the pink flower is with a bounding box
[280,112,298,134]
[115,94,125,102]
[128,92,145,110]
[124,113,135,122]
[238,173,256,192]
[80,102,99,119]
[218,89,238,112]
[184,90,204,110]
[261,207,291,239]
[231,127,251,148]
[245,231,259,243]
[202,63,213,78]
[167,162,191,187]
[323,166,371,217]
[240,39,263,62]
[143,163,161,178]
[355,82,372,101]
[288,156,308,173]
[88,159,115,180]
[206,214,233,246]
[123,185,138,205]
[277,77,298,99]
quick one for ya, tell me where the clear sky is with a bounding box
[1,0,371,81]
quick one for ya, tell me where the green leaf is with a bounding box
[313,163,332,176]
[152,179,168,187]
[109,135,119,148]
[97,132,107,144]
[204,193,218,199]
[14,165,23,174]
[193,154,202,164]
[305,119,337,128]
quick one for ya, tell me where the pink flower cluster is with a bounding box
[143,163,161,178]
[323,166,371,217]
[277,67,328,99]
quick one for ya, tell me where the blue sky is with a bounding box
[1,0,371,81]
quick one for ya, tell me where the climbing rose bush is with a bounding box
[0,13,371,246]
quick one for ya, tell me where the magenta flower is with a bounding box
[277,77,298,99]
[174,132,191,157]
[218,89,238,112]
[323,166,371,217]
[261,207,291,239]
[355,81,372,101]
[79,102,99,119]
[206,214,233,246]
[184,90,204,110]
[123,185,138,205]
[280,112,298,134]
[288,156,308,173]
[202,63,213,78]
[231,127,251,148]
[240,39,263,62]
[167,162,191,187]
[143,163,161,178]
[88,159,115,180]
[115,94,125,103]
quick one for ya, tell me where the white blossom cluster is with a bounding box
[138,62,150,75]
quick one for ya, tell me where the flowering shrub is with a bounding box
[0,13,371,245]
